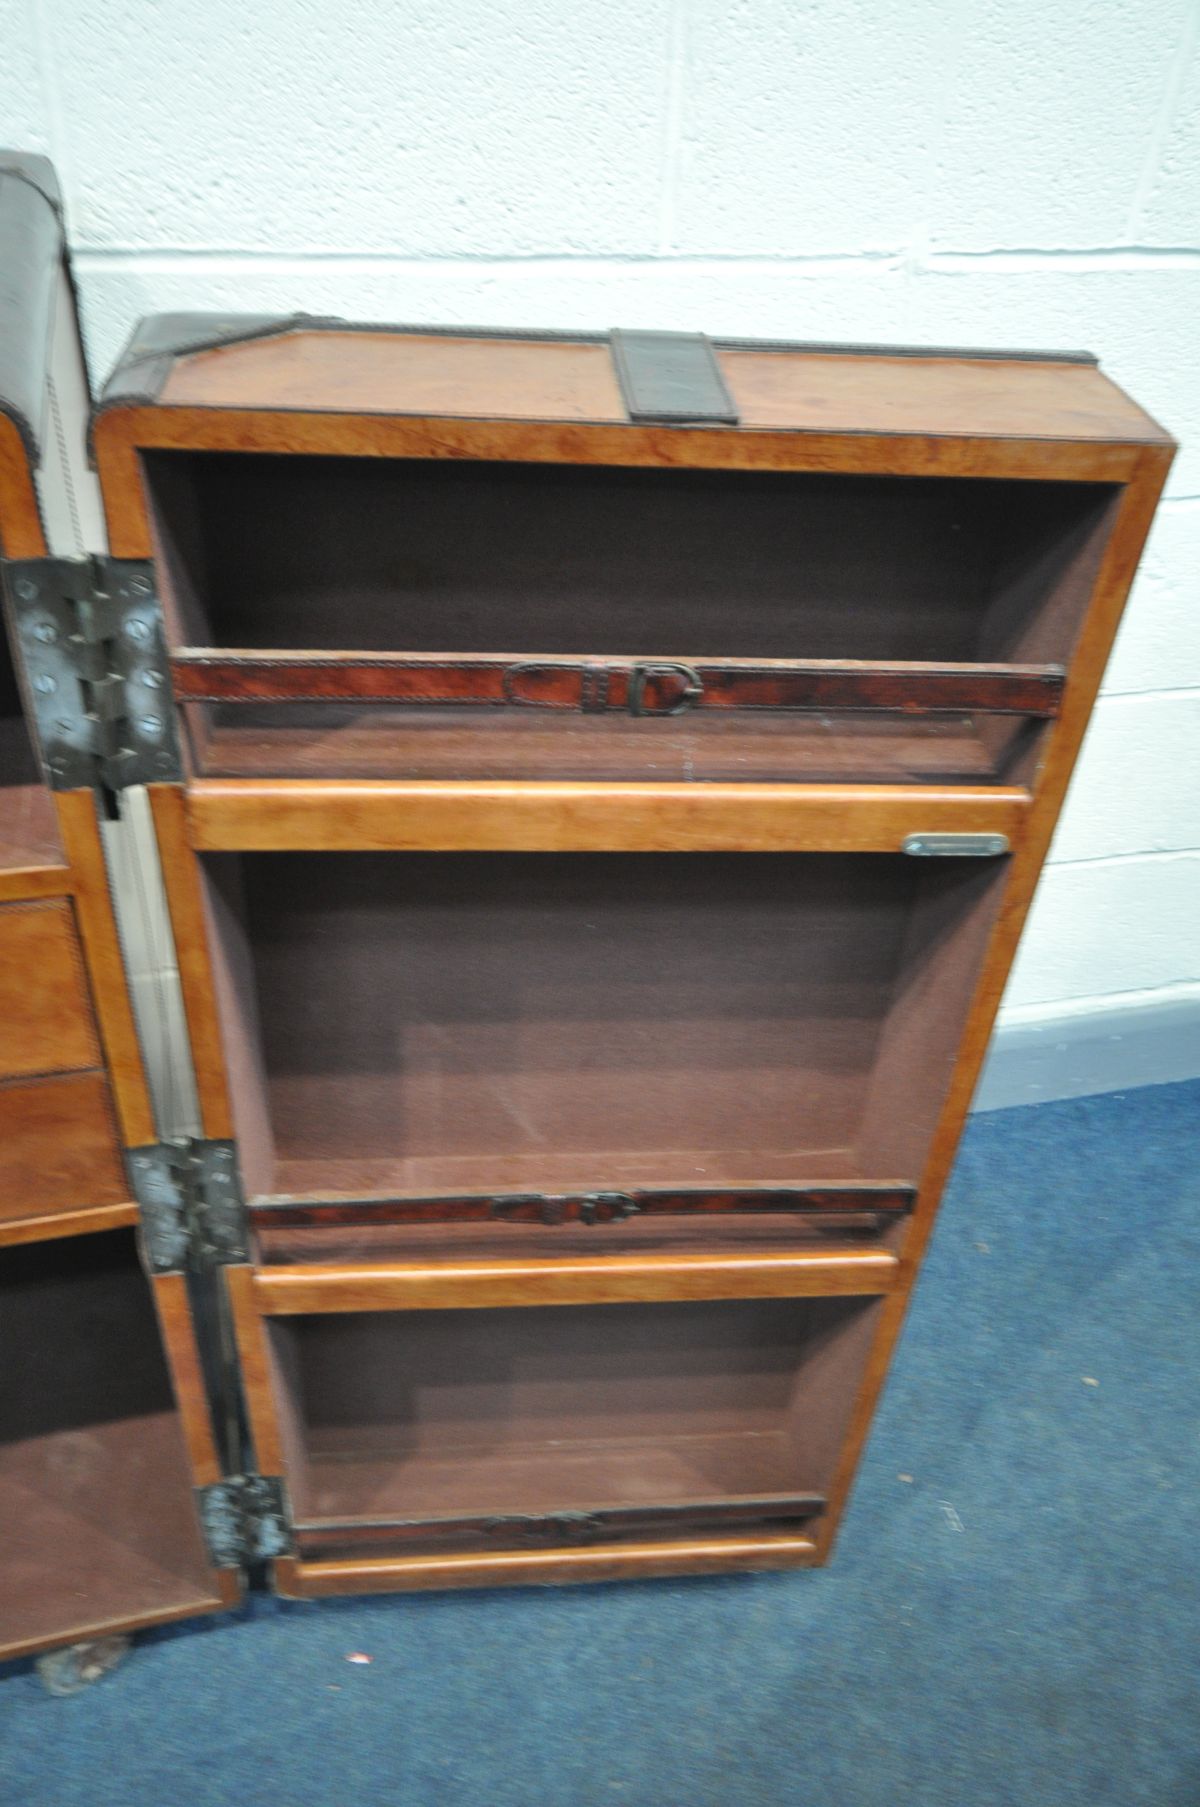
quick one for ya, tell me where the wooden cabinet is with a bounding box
[100,313,1169,1597]
[0,147,1175,1637]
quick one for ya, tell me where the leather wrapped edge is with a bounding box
[0,150,65,472]
[97,311,318,415]
[92,308,1103,440]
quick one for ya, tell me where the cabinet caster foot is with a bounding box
[35,1634,132,1696]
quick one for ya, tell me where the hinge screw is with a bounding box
[124,618,151,644]
[33,674,56,694]
[141,669,165,688]
[33,620,58,643]
[128,575,154,597]
[15,578,38,600]
[137,716,163,737]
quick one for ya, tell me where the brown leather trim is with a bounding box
[248,1185,914,1231]
[172,653,1065,718]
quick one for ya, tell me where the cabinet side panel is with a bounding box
[817,447,1174,1560]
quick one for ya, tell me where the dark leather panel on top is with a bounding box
[0,150,63,468]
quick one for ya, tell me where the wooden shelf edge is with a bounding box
[252,1248,901,1313]
[182,780,1029,854]
[0,863,74,904]
[273,1531,820,1597]
[0,1573,238,1666]
[0,1200,139,1251]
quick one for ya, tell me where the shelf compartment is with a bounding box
[143,452,1117,784]
[246,1291,882,1572]
[0,1230,221,1660]
[195,848,1005,1219]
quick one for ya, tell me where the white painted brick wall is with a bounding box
[4,0,1198,1028]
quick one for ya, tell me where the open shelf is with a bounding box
[269,1294,880,1551]
[0,1231,217,1658]
[144,453,1118,784]
[200,849,1005,1223]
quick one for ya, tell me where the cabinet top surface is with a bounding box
[102,321,1173,452]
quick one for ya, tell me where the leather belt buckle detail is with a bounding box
[627,661,703,717]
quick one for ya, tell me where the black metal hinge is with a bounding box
[198,1475,294,1569]
[3,554,181,790]
[128,1139,249,1275]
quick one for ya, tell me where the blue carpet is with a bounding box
[2,1080,1198,1807]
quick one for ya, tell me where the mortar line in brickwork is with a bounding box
[27,0,74,194]
[70,245,1200,273]
[922,248,1200,271]
[1044,849,1200,875]
[655,0,688,254]
[1123,4,1200,242]
[1095,685,1200,704]
[69,246,909,270]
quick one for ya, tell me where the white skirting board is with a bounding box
[974,992,1200,1111]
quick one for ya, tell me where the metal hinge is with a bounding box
[902,833,1010,857]
[127,1139,249,1275]
[3,555,181,790]
[198,1475,294,1569]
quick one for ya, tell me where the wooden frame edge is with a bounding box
[149,1270,224,1489]
[0,864,74,904]
[54,789,157,1148]
[0,1200,139,1250]
[273,1531,820,1598]
[252,1248,901,1314]
[0,412,48,560]
[0,1578,239,1667]
[185,780,1030,855]
[146,783,234,1138]
[224,1261,288,1474]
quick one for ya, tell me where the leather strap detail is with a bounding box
[610,329,740,425]
[173,653,1064,719]
[248,1185,914,1232]
[294,1492,826,1555]
[502,660,701,714]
